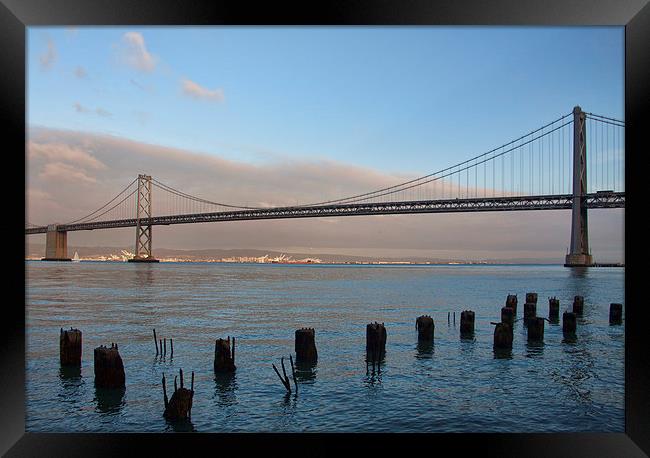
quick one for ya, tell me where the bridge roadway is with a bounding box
[24,192,625,234]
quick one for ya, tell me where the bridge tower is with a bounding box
[42,224,71,261]
[128,174,159,263]
[564,106,593,267]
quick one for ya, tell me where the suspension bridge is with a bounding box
[25,106,625,266]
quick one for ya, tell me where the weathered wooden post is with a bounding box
[506,294,518,315]
[501,307,515,326]
[526,292,538,305]
[609,303,623,325]
[493,322,513,349]
[295,328,318,363]
[60,328,82,366]
[366,322,387,362]
[214,337,236,372]
[460,310,475,336]
[548,297,560,322]
[572,295,584,315]
[415,315,434,342]
[153,329,159,355]
[527,317,545,342]
[94,343,125,388]
[523,302,537,325]
[163,369,194,420]
[563,311,577,335]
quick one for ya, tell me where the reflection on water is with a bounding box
[214,372,238,407]
[295,360,317,383]
[525,341,545,358]
[59,365,81,381]
[416,341,434,358]
[165,417,196,432]
[134,264,155,286]
[569,267,589,279]
[364,362,383,388]
[58,366,84,402]
[94,386,126,414]
[493,348,513,360]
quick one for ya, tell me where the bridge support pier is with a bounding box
[565,106,594,267]
[42,225,71,261]
[128,174,159,263]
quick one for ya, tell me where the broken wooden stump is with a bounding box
[506,294,518,315]
[295,328,318,363]
[609,303,623,325]
[572,295,584,315]
[501,307,515,326]
[366,322,387,362]
[493,322,513,349]
[548,297,560,322]
[153,328,159,355]
[214,337,236,373]
[60,328,82,366]
[162,369,194,420]
[94,343,125,389]
[460,310,475,336]
[526,292,538,305]
[563,311,577,335]
[523,302,537,325]
[527,317,545,342]
[272,356,296,393]
[415,315,434,342]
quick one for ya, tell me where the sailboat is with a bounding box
[72,251,81,262]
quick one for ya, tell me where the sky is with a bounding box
[25,27,625,262]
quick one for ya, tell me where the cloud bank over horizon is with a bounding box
[25,126,624,262]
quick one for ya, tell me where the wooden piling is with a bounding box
[214,338,236,372]
[93,343,125,388]
[366,322,387,362]
[170,338,174,357]
[163,338,167,356]
[527,317,545,342]
[609,303,623,325]
[493,322,513,349]
[153,329,158,355]
[572,295,584,315]
[525,292,538,305]
[295,328,318,363]
[415,315,434,342]
[460,310,475,336]
[501,307,515,326]
[163,368,194,420]
[506,294,518,315]
[523,302,537,325]
[60,328,82,366]
[563,311,577,335]
[548,297,560,322]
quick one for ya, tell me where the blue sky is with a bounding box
[27,26,624,176]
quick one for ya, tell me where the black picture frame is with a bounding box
[3,0,648,455]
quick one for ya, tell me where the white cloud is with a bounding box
[119,32,157,72]
[39,39,57,70]
[39,162,98,184]
[181,78,224,102]
[28,141,106,170]
[73,102,112,118]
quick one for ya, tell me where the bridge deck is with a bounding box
[25,192,625,234]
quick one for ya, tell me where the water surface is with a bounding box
[25,261,624,432]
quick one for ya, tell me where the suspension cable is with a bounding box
[64,177,138,224]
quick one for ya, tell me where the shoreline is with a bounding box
[24,258,625,267]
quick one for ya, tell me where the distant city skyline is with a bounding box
[26,27,625,262]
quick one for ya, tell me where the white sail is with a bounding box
[72,251,80,262]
